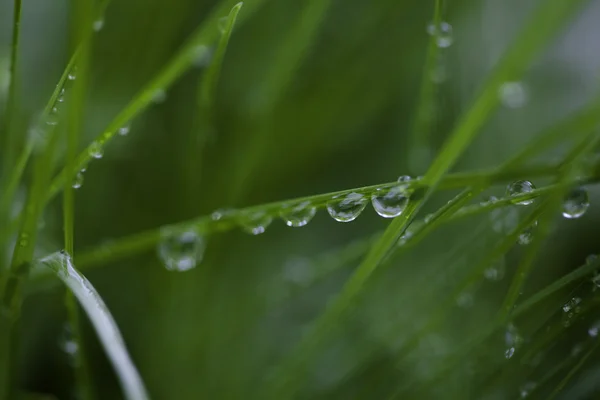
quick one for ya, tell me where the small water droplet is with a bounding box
[426,21,454,48]
[152,89,167,104]
[93,18,105,32]
[68,67,77,81]
[18,233,29,247]
[57,88,65,103]
[588,321,600,338]
[520,382,537,398]
[88,142,104,159]
[517,221,537,245]
[562,297,582,327]
[241,212,272,235]
[484,258,505,281]
[371,186,410,218]
[157,229,205,272]
[326,192,368,222]
[499,81,528,108]
[72,172,84,189]
[46,108,59,126]
[507,180,536,206]
[279,202,317,227]
[59,323,79,356]
[397,175,412,183]
[118,124,130,136]
[505,347,515,359]
[211,208,233,221]
[562,187,589,219]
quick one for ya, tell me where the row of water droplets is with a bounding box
[502,180,590,245]
[157,176,416,271]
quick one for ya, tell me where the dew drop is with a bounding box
[326,192,368,222]
[68,67,77,81]
[240,212,272,235]
[157,229,205,272]
[18,233,29,247]
[397,175,412,183]
[218,16,229,34]
[561,297,582,327]
[211,208,233,221]
[93,18,105,32]
[88,142,104,159]
[520,382,537,398]
[426,21,454,48]
[505,347,515,359]
[562,187,589,219]
[59,323,79,356]
[371,186,409,218]
[57,88,65,103]
[192,45,212,67]
[72,172,84,189]
[46,108,59,126]
[118,124,131,136]
[507,180,536,206]
[499,81,528,108]
[517,221,537,245]
[279,202,317,227]
[588,321,600,338]
[484,258,505,281]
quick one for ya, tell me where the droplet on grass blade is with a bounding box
[371,186,410,218]
[118,124,131,136]
[326,192,368,222]
[93,18,105,32]
[72,172,84,189]
[426,21,454,48]
[88,142,104,159]
[517,221,537,245]
[507,180,536,206]
[157,229,205,272]
[562,187,589,219]
[240,212,272,235]
[499,81,528,108]
[279,202,317,227]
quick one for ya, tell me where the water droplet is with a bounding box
[157,229,205,272]
[211,208,233,221]
[46,107,59,126]
[490,205,519,234]
[505,347,515,359]
[520,382,537,398]
[517,221,537,245]
[499,81,528,108]
[562,297,582,327]
[326,192,368,222]
[240,212,272,235]
[72,172,84,189]
[562,187,589,219]
[93,18,104,32]
[59,323,79,356]
[397,175,412,183]
[192,45,212,67]
[426,21,454,48]
[279,202,317,227]
[88,142,104,159]
[588,321,600,337]
[371,185,410,218]
[57,88,65,103]
[18,233,29,247]
[68,67,77,81]
[507,180,536,206]
[118,124,130,136]
[484,259,505,281]
[505,324,524,347]
[152,89,167,104]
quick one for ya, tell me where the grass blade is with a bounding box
[37,252,149,400]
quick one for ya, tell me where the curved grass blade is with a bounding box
[46,1,262,203]
[37,252,149,400]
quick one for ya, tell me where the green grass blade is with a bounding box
[37,252,149,400]
[424,0,589,186]
[46,0,263,203]
[547,340,599,400]
[408,0,443,173]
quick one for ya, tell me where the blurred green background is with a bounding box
[3,0,600,398]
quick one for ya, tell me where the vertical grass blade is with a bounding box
[37,252,149,400]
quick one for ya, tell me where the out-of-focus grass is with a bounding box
[2,0,600,399]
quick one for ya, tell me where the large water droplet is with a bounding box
[157,229,205,272]
[562,187,589,219]
[72,172,84,189]
[507,180,536,206]
[371,186,409,218]
[279,202,317,227]
[499,81,528,108]
[326,192,368,222]
[426,21,454,48]
[88,142,104,159]
[241,212,272,235]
